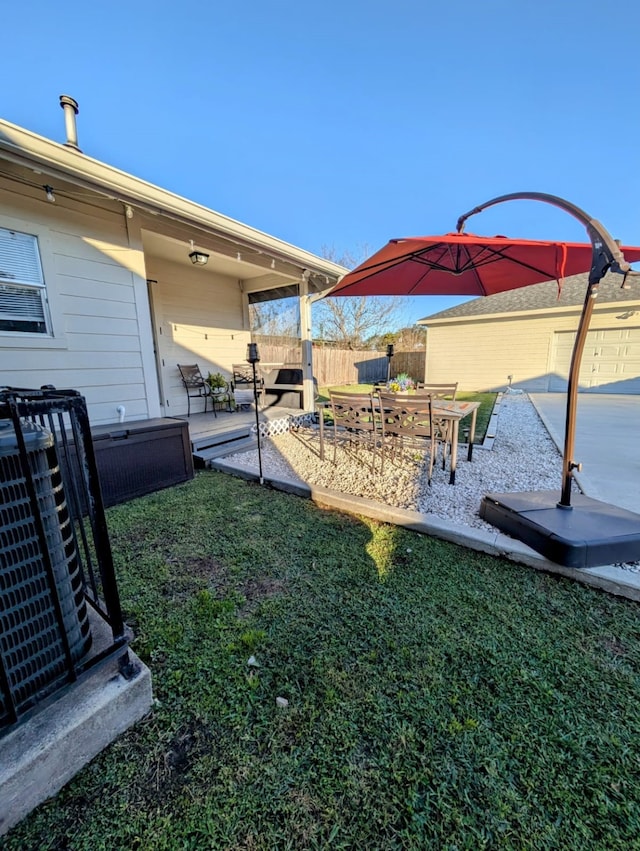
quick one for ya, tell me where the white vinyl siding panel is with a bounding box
[424,305,640,394]
[425,317,553,392]
[0,197,154,424]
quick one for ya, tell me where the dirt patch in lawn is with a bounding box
[239,576,287,616]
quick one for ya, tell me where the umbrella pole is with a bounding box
[559,282,598,507]
[457,191,638,508]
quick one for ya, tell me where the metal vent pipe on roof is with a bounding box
[59,95,81,151]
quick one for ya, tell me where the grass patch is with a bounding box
[5,472,640,849]
[456,392,496,443]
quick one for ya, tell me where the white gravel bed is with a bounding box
[224,392,566,532]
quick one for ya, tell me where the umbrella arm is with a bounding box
[456,192,633,282]
[457,192,601,236]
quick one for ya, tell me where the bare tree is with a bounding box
[314,245,407,348]
[249,297,299,338]
[393,325,427,350]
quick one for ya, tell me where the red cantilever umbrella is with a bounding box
[325,192,640,568]
[327,231,640,298]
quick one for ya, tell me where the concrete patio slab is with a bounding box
[529,393,640,514]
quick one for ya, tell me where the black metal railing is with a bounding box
[0,386,135,733]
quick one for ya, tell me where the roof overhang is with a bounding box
[418,297,640,327]
[0,119,347,298]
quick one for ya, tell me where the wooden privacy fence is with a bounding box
[388,351,425,383]
[255,340,426,388]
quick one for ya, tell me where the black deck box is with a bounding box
[89,417,193,508]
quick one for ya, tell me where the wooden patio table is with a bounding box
[316,396,480,484]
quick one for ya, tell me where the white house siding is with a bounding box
[424,303,640,393]
[145,256,251,416]
[424,315,553,391]
[0,184,157,424]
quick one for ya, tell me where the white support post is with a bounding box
[299,275,314,411]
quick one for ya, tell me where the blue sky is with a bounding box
[4,0,640,326]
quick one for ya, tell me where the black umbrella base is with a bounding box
[480,490,640,569]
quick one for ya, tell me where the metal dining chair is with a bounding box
[415,382,458,400]
[415,383,458,469]
[328,390,384,472]
[377,391,436,484]
[177,364,215,417]
[231,363,265,410]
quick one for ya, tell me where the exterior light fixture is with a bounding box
[43,185,55,202]
[189,240,209,266]
[189,250,209,266]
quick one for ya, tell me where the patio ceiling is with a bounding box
[141,227,339,302]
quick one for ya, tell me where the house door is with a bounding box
[549,327,640,393]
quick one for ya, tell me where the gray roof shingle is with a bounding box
[419,272,640,322]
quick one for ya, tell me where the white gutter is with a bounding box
[418,296,640,327]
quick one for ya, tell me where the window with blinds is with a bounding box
[0,227,49,333]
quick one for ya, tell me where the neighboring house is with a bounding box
[418,273,640,393]
[0,97,346,424]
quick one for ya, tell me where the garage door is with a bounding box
[550,327,640,393]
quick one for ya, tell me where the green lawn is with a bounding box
[318,386,497,443]
[5,472,640,850]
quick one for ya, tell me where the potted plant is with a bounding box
[387,373,415,393]
[207,371,228,395]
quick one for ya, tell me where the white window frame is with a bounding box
[0,226,51,335]
[0,214,66,349]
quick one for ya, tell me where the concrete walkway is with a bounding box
[529,393,640,514]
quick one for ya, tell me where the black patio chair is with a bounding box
[177,363,215,417]
[231,363,265,410]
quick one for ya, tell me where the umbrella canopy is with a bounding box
[328,232,640,298]
[322,192,640,564]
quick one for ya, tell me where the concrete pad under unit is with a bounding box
[0,650,152,837]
